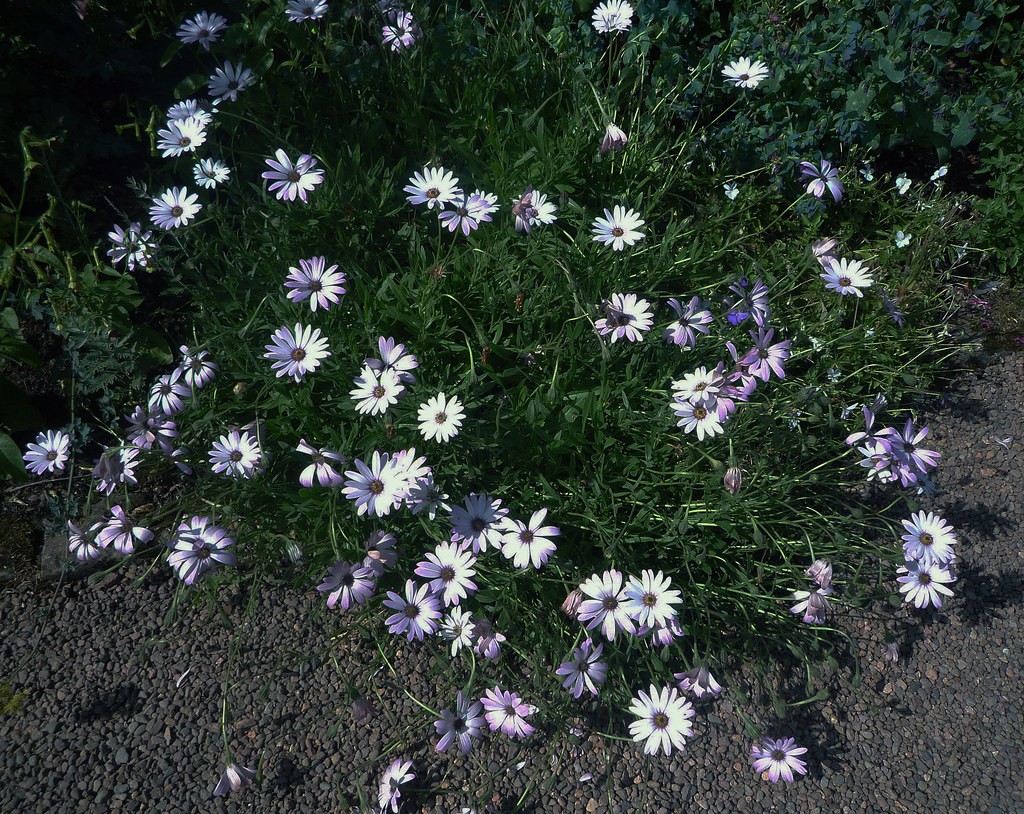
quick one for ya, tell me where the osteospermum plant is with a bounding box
[41,0,986,805]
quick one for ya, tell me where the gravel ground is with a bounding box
[2,352,1024,814]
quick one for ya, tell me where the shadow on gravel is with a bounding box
[956,562,1024,625]
[75,683,141,721]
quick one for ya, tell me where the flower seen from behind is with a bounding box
[800,159,844,202]
[895,174,912,195]
[264,323,330,382]
[404,166,462,210]
[592,0,634,33]
[23,430,70,475]
[417,392,465,442]
[751,737,809,783]
[592,205,645,251]
[821,257,873,298]
[628,684,695,755]
[674,665,723,699]
[285,256,346,311]
[481,687,535,738]
[208,61,254,102]
[262,149,324,202]
[150,187,201,230]
[177,10,228,50]
[92,446,141,495]
[722,57,770,88]
[595,293,653,343]
[213,763,256,797]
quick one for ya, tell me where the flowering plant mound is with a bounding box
[19,0,990,805]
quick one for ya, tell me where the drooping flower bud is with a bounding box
[724,466,743,495]
[561,588,583,618]
[600,123,628,154]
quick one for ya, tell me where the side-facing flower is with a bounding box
[365,336,418,385]
[207,61,254,102]
[439,607,475,656]
[435,691,487,755]
[674,666,723,699]
[600,123,628,154]
[264,323,330,382]
[317,560,375,609]
[150,187,201,230]
[23,430,70,475]
[555,638,607,698]
[751,737,809,783]
[663,296,713,350]
[296,439,344,487]
[722,57,770,88]
[213,763,256,797]
[790,585,833,624]
[592,0,634,33]
[262,150,324,202]
[96,505,153,554]
[68,520,102,562]
[481,687,535,738]
[800,159,844,202]
[628,684,695,755]
[285,257,346,311]
[511,187,557,233]
[167,99,211,126]
[177,345,218,390]
[595,293,653,343]
[383,579,441,640]
[285,0,328,22]
[382,11,419,52]
[592,205,645,251]
[377,758,414,813]
[92,446,141,495]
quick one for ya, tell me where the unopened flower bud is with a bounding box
[724,466,743,495]
[351,697,377,724]
[805,559,833,588]
[561,588,583,619]
[600,122,628,154]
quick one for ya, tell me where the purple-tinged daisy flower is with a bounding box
[149,368,191,415]
[741,327,791,382]
[318,560,375,609]
[177,345,218,390]
[207,61,254,103]
[595,293,653,343]
[262,149,324,202]
[209,429,261,479]
[167,99,212,126]
[628,684,695,756]
[500,508,559,569]
[156,117,206,158]
[897,559,956,608]
[800,159,844,202]
[177,10,228,50]
[126,406,177,452]
[805,559,833,589]
[414,541,477,606]
[363,530,398,577]
[95,505,153,554]
[389,447,430,498]
[722,57,770,88]
[674,666,723,699]
[438,192,493,235]
[578,570,636,641]
[285,257,346,311]
[406,474,450,520]
[343,451,404,517]
[383,579,441,640]
[511,186,557,233]
[672,398,725,441]
[350,365,403,415]
[671,366,721,406]
[296,438,344,487]
[790,585,833,624]
[92,446,140,495]
[167,515,235,584]
[592,205,645,251]
[68,520,102,562]
[643,616,687,646]
[901,511,956,566]
[472,617,507,660]
[663,296,713,349]
[751,737,809,783]
[213,763,256,797]
[435,691,487,755]
[377,758,414,813]
[417,392,465,443]
[439,607,475,656]
[600,123,628,154]
[285,0,328,22]
[404,166,461,210]
[264,323,330,383]
[592,0,634,33]
[481,687,535,738]
[107,222,156,271]
[555,638,607,698]
[150,187,201,230]
[821,257,873,297]
[23,429,70,475]
[623,570,682,629]
[382,11,419,52]
[880,419,940,482]
[193,157,230,189]
[470,189,500,219]
[450,492,509,553]
[880,287,906,327]
[365,336,419,385]
[725,277,771,327]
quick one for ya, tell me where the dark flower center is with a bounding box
[740,73,750,81]
[195,547,212,561]
[920,533,934,546]
[693,407,708,420]
[653,712,669,729]
[643,592,658,607]
[427,188,439,198]
[179,137,191,147]
[230,450,243,462]
[404,604,419,618]
[839,276,851,286]
[373,385,386,398]
[772,749,786,761]
[308,279,322,292]
[520,531,534,544]
[612,227,624,237]
[471,518,486,532]
[434,411,447,424]
[440,566,456,581]
[504,704,516,716]
[918,573,932,585]
[171,206,184,217]
[341,573,354,587]
[456,206,468,217]
[602,596,619,611]
[369,479,384,495]
[47,450,58,461]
